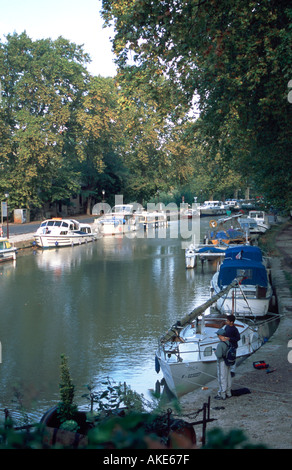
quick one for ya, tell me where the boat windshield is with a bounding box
[0,241,11,249]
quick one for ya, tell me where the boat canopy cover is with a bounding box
[213,229,244,240]
[224,245,263,262]
[198,246,226,253]
[218,259,268,288]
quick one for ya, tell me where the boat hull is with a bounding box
[0,238,17,262]
[97,221,139,236]
[156,321,262,397]
[0,248,17,262]
[33,233,96,248]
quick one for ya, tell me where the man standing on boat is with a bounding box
[214,328,232,400]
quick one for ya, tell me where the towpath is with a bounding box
[180,219,292,449]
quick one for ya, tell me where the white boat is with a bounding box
[33,218,97,248]
[185,244,226,268]
[155,285,262,397]
[247,210,270,232]
[93,204,142,236]
[181,208,200,219]
[239,218,267,234]
[199,200,230,217]
[139,210,168,230]
[210,245,273,318]
[0,237,17,262]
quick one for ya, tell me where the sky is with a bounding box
[0,0,117,77]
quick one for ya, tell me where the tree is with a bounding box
[101,0,292,209]
[0,32,90,209]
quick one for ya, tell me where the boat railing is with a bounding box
[159,337,216,363]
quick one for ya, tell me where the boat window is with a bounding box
[241,335,246,344]
[47,221,55,226]
[203,347,213,357]
[40,222,47,227]
[54,221,62,227]
[236,268,252,280]
[0,242,4,249]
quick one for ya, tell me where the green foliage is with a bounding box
[101,0,292,210]
[204,427,267,449]
[57,354,78,426]
[1,4,291,212]
[83,377,154,415]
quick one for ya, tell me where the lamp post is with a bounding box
[4,192,9,239]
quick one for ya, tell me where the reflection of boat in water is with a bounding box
[0,237,17,262]
[211,245,273,318]
[35,242,97,272]
[33,218,97,248]
[155,281,262,397]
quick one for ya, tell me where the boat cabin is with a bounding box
[218,259,268,290]
[36,219,79,235]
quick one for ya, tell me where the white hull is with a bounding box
[33,233,96,248]
[211,272,272,318]
[200,208,227,216]
[33,218,97,249]
[0,238,17,262]
[199,201,229,217]
[0,250,17,261]
[156,316,262,397]
[94,204,144,237]
[96,221,139,236]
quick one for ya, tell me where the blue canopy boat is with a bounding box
[211,246,272,318]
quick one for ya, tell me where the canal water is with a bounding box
[0,218,277,424]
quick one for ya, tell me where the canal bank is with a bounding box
[6,218,292,449]
[179,220,292,449]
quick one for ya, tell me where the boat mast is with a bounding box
[160,278,242,343]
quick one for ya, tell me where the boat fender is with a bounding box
[55,241,58,246]
[155,355,160,373]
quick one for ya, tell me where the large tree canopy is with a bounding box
[102,0,292,209]
[0,32,91,208]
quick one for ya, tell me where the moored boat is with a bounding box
[155,281,262,397]
[93,204,142,236]
[138,210,168,230]
[210,245,273,318]
[33,218,97,248]
[185,244,226,268]
[198,200,230,217]
[0,237,17,262]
